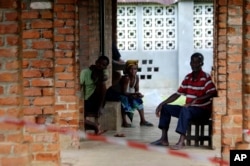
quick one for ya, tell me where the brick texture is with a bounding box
[214,0,250,163]
[0,0,30,165]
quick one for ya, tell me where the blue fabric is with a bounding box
[158,104,211,135]
[120,95,143,113]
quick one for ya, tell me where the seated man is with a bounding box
[151,52,217,150]
[80,55,110,135]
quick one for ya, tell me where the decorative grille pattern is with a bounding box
[117,3,214,81]
[193,4,214,49]
[117,5,137,51]
[117,5,177,51]
[142,5,177,51]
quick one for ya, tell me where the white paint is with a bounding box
[30,2,52,9]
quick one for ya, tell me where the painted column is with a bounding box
[177,1,194,84]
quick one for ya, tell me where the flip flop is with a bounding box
[114,133,126,137]
[140,121,154,127]
[122,123,135,128]
[150,140,169,146]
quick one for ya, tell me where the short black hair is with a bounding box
[97,55,110,65]
[191,52,204,63]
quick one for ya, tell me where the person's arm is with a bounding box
[112,59,125,65]
[195,92,217,103]
[134,75,139,92]
[188,91,217,107]
[155,93,180,117]
[133,75,143,98]
[120,75,144,99]
[120,76,130,96]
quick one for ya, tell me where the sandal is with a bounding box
[114,133,126,137]
[140,121,154,127]
[150,140,169,146]
[122,123,132,128]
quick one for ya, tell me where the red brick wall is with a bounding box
[78,0,101,68]
[0,1,30,166]
[213,0,250,162]
[1,0,113,165]
[237,0,250,151]
[213,0,229,157]
[20,0,62,165]
[53,0,79,151]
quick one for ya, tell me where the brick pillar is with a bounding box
[20,0,61,165]
[236,0,250,150]
[0,1,30,165]
[224,0,245,158]
[213,0,228,152]
[54,0,80,149]
[214,0,247,162]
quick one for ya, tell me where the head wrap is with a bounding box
[124,60,138,74]
[126,60,138,68]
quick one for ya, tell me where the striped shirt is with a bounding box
[177,70,217,110]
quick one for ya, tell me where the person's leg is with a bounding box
[85,119,99,134]
[151,104,182,146]
[172,106,210,149]
[150,128,169,146]
[137,108,153,126]
[94,82,107,112]
[121,108,131,127]
[138,108,146,122]
[131,98,153,126]
[84,85,106,134]
[171,107,192,149]
[120,95,134,127]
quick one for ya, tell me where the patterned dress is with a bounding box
[120,75,143,121]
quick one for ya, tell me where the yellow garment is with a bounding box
[125,60,138,69]
[124,60,138,74]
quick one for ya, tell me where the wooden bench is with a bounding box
[186,118,212,149]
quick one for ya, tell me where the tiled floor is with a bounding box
[61,112,221,166]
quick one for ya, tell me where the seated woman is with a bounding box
[119,60,153,127]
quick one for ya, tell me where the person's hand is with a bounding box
[184,103,190,107]
[136,92,144,98]
[131,92,143,98]
[184,99,197,107]
[155,104,162,117]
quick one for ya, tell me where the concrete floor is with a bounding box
[61,112,222,166]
